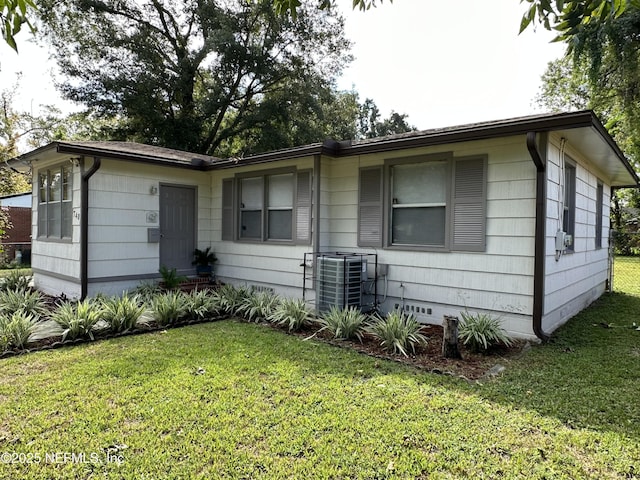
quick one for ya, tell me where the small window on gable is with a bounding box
[38,164,73,240]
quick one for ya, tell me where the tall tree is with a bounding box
[358,98,415,138]
[36,0,353,156]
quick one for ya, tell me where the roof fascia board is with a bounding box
[207,142,338,170]
[55,143,207,171]
[343,111,598,156]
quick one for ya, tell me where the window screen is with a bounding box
[391,161,447,246]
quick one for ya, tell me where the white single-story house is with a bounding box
[8,111,639,340]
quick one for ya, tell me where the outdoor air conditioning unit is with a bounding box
[316,255,367,313]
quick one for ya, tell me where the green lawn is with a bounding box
[614,256,640,295]
[1,261,639,479]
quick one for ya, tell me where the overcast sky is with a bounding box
[0,0,567,131]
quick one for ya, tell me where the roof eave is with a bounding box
[55,143,208,170]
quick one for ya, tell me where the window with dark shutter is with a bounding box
[221,178,234,241]
[358,166,383,247]
[451,156,487,252]
[295,170,312,244]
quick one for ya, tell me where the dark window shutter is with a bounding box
[295,170,312,244]
[221,178,234,241]
[358,166,383,247]
[451,157,486,251]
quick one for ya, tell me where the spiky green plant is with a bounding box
[0,331,8,352]
[131,281,163,304]
[52,300,104,341]
[268,298,312,331]
[317,306,367,341]
[237,291,280,322]
[0,288,48,319]
[150,291,188,326]
[459,311,513,353]
[367,310,428,356]
[159,266,187,290]
[0,310,38,350]
[184,289,223,321]
[218,284,250,316]
[0,270,32,292]
[101,294,146,333]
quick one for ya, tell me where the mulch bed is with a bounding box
[288,323,530,382]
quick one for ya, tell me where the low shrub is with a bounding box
[0,310,38,350]
[367,310,427,356]
[151,291,188,326]
[268,298,312,331]
[0,270,32,292]
[158,266,187,290]
[131,281,163,303]
[458,311,512,353]
[237,291,280,322]
[218,284,250,316]
[184,289,223,321]
[52,300,103,341]
[101,294,146,333]
[0,288,48,320]
[317,306,367,341]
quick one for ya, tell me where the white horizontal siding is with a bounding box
[321,137,537,336]
[543,135,612,329]
[87,159,213,279]
[211,159,315,294]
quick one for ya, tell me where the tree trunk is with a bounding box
[442,315,462,359]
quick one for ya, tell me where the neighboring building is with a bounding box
[0,193,32,264]
[7,111,639,340]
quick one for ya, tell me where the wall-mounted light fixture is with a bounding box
[150,185,158,195]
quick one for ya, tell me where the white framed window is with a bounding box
[390,160,447,246]
[38,164,73,240]
[358,153,487,252]
[232,169,307,243]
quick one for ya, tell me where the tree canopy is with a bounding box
[272,0,392,18]
[519,0,634,44]
[36,0,358,156]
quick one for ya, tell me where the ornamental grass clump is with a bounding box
[367,310,427,356]
[52,300,104,341]
[183,289,223,321]
[0,289,48,320]
[268,298,312,331]
[459,311,513,353]
[218,284,250,316]
[0,310,38,350]
[0,270,32,292]
[237,290,280,323]
[317,306,367,341]
[101,294,146,333]
[150,291,188,326]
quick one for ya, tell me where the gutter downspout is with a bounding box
[312,154,321,256]
[526,132,550,342]
[80,156,102,300]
